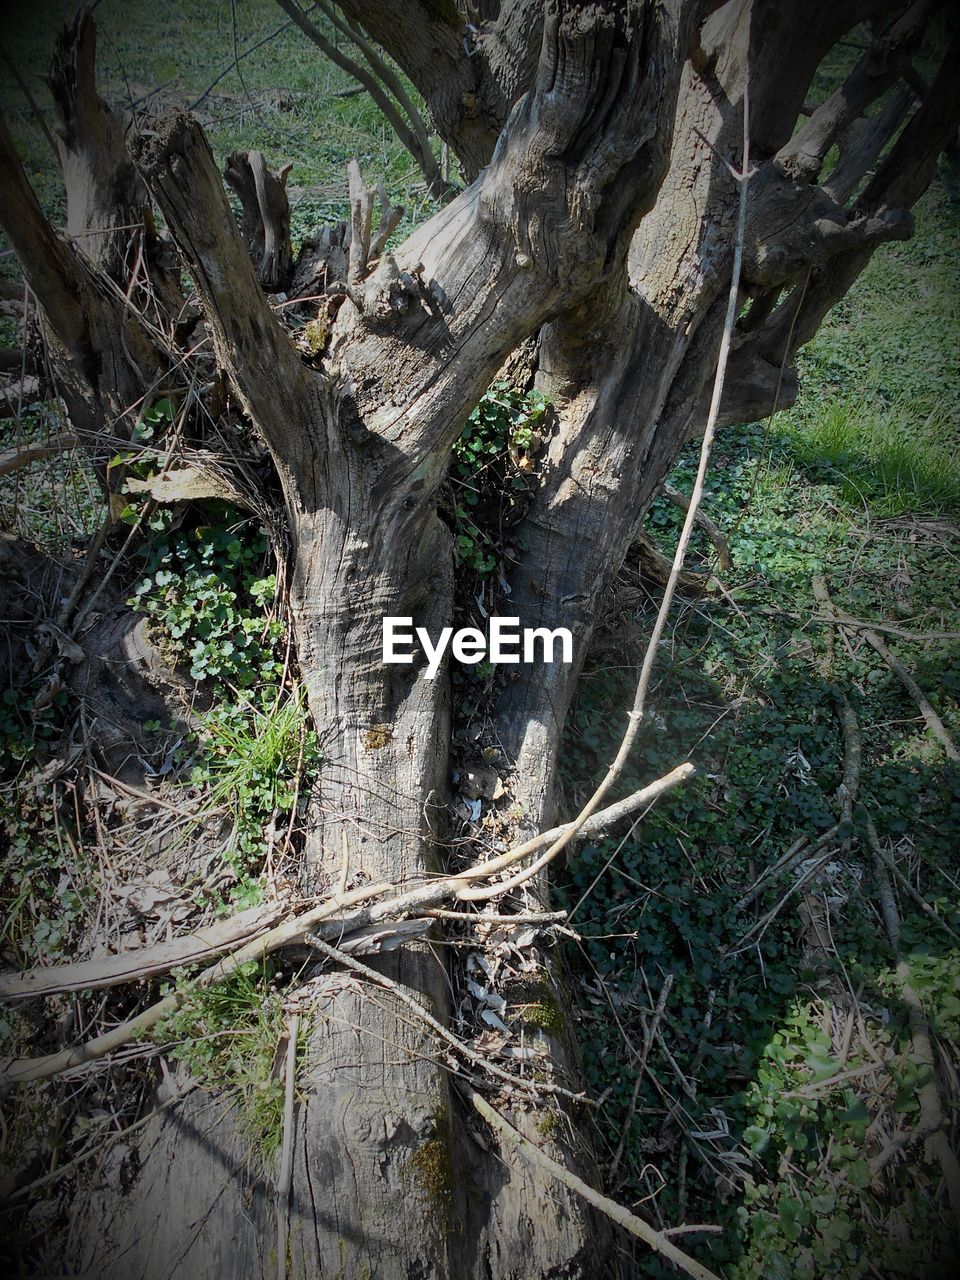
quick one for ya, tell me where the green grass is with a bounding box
[561,156,960,1277]
[0,0,442,256]
[773,173,960,516]
[779,397,960,516]
[151,959,300,1174]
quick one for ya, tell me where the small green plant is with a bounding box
[877,948,960,1041]
[185,689,320,899]
[0,683,68,775]
[0,785,94,963]
[447,383,548,576]
[151,961,297,1173]
[453,385,546,475]
[128,504,284,687]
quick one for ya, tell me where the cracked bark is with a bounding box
[2,2,958,1276]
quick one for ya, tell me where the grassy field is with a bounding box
[1,2,959,1276]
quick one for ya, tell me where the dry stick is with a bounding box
[0,882,388,1085]
[806,613,960,644]
[861,625,959,761]
[0,773,684,1010]
[608,972,675,1180]
[662,483,733,571]
[424,909,568,925]
[732,824,838,917]
[871,843,960,948]
[275,1010,299,1280]
[729,843,841,956]
[304,932,589,1105]
[0,433,79,477]
[456,764,694,900]
[469,1091,722,1280]
[782,1059,884,1100]
[814,575,958,762]
[869,1122,941,1178]
[461,87,754,905]
[0,904,286,1000]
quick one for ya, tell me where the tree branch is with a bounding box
[761,26,960,363]
[469,1090,723,1280]
[274,0,452,200]
[776,5,928,183]
[335,0,501,178]
[131,112,311,466]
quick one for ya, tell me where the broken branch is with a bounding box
[469,1090,722,1280]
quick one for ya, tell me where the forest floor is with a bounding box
[1,2,958,1277]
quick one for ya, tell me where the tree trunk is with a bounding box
[2,2,958,1276]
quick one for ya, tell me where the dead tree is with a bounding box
[1,2,958,1277]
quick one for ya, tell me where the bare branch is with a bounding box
[335,0,501,178]
[470,1090,723,1280]
[274,0,451,199]
[131,112,310,464]
[776,5,928,183]
[762,27,960,362]
[823,84,912,205]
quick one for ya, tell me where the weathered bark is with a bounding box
[224,149,294,291]
[2,2,959,1276]
[47,10,147,281]
[0,115,165,444]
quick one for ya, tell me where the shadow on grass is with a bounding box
[559,594,960,1277]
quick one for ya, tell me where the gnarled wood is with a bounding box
[3,3,958,1276]
[224,149,294,290]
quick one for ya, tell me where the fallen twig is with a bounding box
[470,1090,722,1280]
[1,771,688,1016]
[0,881,387,1085]
[0,432,77,476]
[663,483,733,571]
[870,841,960,948]
[0,903,285,1000]
[608,972,675,1180]
[814,574,958,761]
[456,764,694,900]
[304,932,590,1105]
